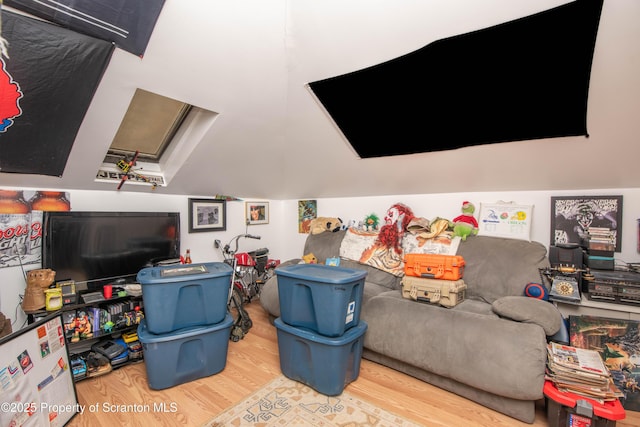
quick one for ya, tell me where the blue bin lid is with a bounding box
[137,313,234,343]
[137,261,232,284]
[276,263,367,283]
[274,317,367,344]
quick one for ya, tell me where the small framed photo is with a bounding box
[188,198,226,232]
[246,202,269,225]
[550,195,622,251]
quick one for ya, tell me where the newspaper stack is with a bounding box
[546,342,623,403]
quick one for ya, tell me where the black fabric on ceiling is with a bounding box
[308,0,604,158]
[0,10,114,176]
[4,0,165,57]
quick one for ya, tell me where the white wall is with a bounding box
[276,189,640,266]
[2,186,639,330]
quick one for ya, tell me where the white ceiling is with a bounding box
[2,0,639,200]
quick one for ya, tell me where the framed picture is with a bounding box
[550,195,622,251]
[246,201,269,225]
[298,199,317,233]
[188,198,226,232]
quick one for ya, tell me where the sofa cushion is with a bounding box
[456,235,550,303]
[492,296,562,336]
[339,258,402,290]
[303,230,346,264]
[361,292,547,401]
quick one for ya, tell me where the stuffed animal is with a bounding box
[452,201,479,241]
[309,217,343,235]
[363,213,380,231]
[302,253,318,264]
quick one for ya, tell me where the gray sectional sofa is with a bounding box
[259,230,563,423]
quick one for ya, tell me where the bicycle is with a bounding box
[215,234,279,341]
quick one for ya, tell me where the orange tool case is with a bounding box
[403,254,465,281]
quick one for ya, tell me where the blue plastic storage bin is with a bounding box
[137,262,232,334]
[276,264,366,337]
[275,317,368,396]
[138,314,233,390]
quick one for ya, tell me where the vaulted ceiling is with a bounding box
[1,0,638,200]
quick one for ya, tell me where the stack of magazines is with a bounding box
[546,342,623,403]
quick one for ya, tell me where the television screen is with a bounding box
[42,211,180,290]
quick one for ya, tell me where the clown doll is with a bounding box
[359,203,414,273]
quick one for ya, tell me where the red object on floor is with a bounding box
[544,380,625,427]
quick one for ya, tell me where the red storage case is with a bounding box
[544,381,625,427]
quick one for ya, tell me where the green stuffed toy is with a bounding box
[452,201,479,241]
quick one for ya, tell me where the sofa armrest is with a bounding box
[491,296,562,336]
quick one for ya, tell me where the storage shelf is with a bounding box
[26,292,146,383]
[555,293,640,321]
[579,294,640,313]
[66,324,139,354]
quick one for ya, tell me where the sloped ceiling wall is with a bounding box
[0,0,638,200]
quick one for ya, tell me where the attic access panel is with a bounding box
[308,0,604,158]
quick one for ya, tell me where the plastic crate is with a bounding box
[137,314,233,390]
[544,381,625,427]
[276,264,366,337]
[275,317,367,396]
[137,262,232,334]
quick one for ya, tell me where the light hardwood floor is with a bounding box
[70,301,640,427]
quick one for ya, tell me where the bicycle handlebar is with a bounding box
[222,234,262,257]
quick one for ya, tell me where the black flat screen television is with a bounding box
[41,211,180,290]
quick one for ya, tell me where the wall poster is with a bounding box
[550,195,622,251]
[0,190,71,269]
[298,200,317,234]
[477,201,533,241]
[0,313,79,426]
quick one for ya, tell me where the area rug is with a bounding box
[203,376,421,427]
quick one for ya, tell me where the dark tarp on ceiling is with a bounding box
[0,10,114,176]
[308,0,604,158]
[4,0,165,57]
